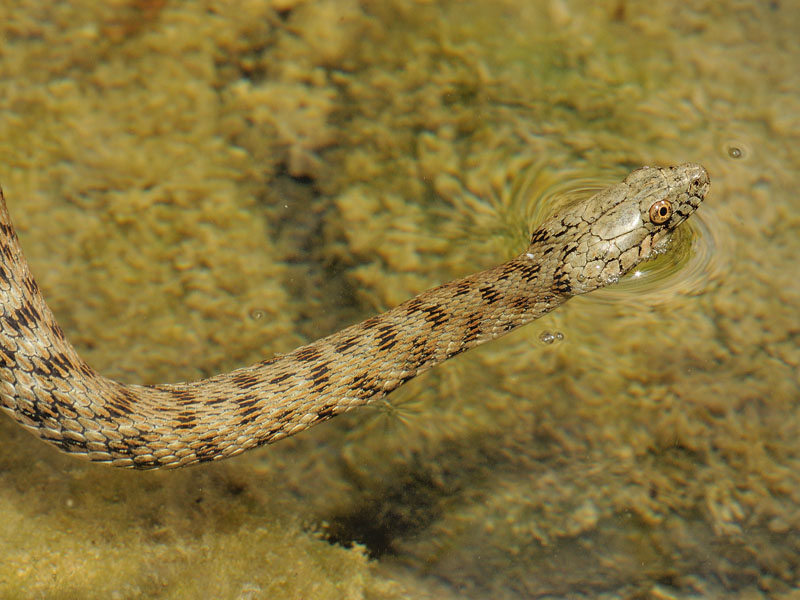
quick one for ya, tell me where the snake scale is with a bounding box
[0,164,709,469]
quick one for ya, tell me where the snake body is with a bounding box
[0,164,708,469]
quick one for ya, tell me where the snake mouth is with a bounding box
[649,228,677,257]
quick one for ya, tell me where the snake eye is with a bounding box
[649,199,672,224]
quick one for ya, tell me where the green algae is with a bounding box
[0,0,798,598]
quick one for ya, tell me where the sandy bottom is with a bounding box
[0,1,797,598]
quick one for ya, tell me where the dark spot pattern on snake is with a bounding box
[0,164,709,469]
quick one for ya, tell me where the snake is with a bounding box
[0,163,709,469]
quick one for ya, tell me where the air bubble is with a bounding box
[720,139,750,161]
[539,331,564,345]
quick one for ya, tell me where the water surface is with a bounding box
[0,1,797,598]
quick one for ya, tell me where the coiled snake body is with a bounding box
[0,164,709,469]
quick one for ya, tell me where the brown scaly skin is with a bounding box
[0,164,709,469]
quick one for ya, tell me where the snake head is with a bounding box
[544,163,709,296]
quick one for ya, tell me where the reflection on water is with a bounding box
[0,0,797,598]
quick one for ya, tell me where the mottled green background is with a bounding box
[0,1,797,598]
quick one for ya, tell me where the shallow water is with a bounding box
[0,1,797,598]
